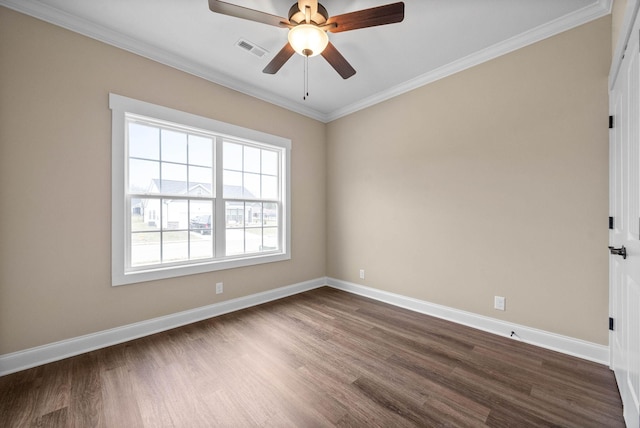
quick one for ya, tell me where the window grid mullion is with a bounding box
[241,143,247,254]
[186,135,191,261]
[278,150,283,250]
[159,130,165,264]
[215,137,225,258]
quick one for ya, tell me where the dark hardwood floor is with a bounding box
[0,287,624,427]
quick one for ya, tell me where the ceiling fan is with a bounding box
[208,0,405,80]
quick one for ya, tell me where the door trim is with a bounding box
[611,0,640,89]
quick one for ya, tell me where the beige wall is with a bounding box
[0,6,613,356]
[0,8,326,354]
[327,17,611,344]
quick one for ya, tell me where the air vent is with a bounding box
[236,39,268,58]
[238,40,253,51]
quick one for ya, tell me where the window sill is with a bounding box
[113,252,291,286]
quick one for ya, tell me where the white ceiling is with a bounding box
[2,0,610,122]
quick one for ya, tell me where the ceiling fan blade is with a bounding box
[263,43,296,74]
[326,2,404,33]
[321,42,356,79]
[208,0,289,27]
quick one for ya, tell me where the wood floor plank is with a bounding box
[68,353,104,427]
[386,352,491,423]
[130,363,177,426]
[1,378,39,427]
[26,358,72,427]
[0,287,624,427]
[100,365,144,427]
[450,365,601,427]
[530,384,626,426]
[34,407,68,427]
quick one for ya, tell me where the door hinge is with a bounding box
[609,115,614,129]
[609,216,614,230]
[609,317,614,331]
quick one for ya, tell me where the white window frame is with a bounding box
[110,93,291,286]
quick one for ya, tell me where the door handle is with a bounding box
[609,246,627,259]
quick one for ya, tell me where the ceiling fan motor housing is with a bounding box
[288,3,329,25]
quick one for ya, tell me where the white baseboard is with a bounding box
[326,278,609,366]
[0,278,326,376]
[0,276,609,377]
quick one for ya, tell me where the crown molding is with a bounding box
[1,0,611,124]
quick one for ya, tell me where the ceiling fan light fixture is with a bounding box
[288,24,328,57]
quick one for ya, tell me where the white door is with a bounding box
[610,17,640,428]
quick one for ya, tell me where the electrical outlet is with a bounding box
[494,296,505,311]
[216,282,223,294]
[359,269,365,280]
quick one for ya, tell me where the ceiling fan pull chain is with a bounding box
[303,54,309,100]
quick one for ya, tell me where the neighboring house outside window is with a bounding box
[110,94,291,286]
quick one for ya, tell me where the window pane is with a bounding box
[264,202,278,227]
[246,202,262,226]
[226,201,244,228]
[245,228,262,253]
[189,135,212,167]
[129,122,159,160]
[161,129,187,163]
[191,201,213,216]
[189,166,213,194]
[132,198,161,231]
[190,232,213,259]
[129,159,159,193]
[263,227,278,251]
[262,150,278,175]
[131,232,161,266]
[244,173,260,199]
[223,170,242,198]
[162,231,188,262]
[161,162,187,194]
[163,199,188,230]
[190,200,213,259]
[262,175,278,200]
[190,200,213,224]
[223,142,242,171]
[190,215,212,233]
[244,146,261,173]
[190,201,213,235]
[226,228,244,256]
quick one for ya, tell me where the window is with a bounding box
[110,94,291,286]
